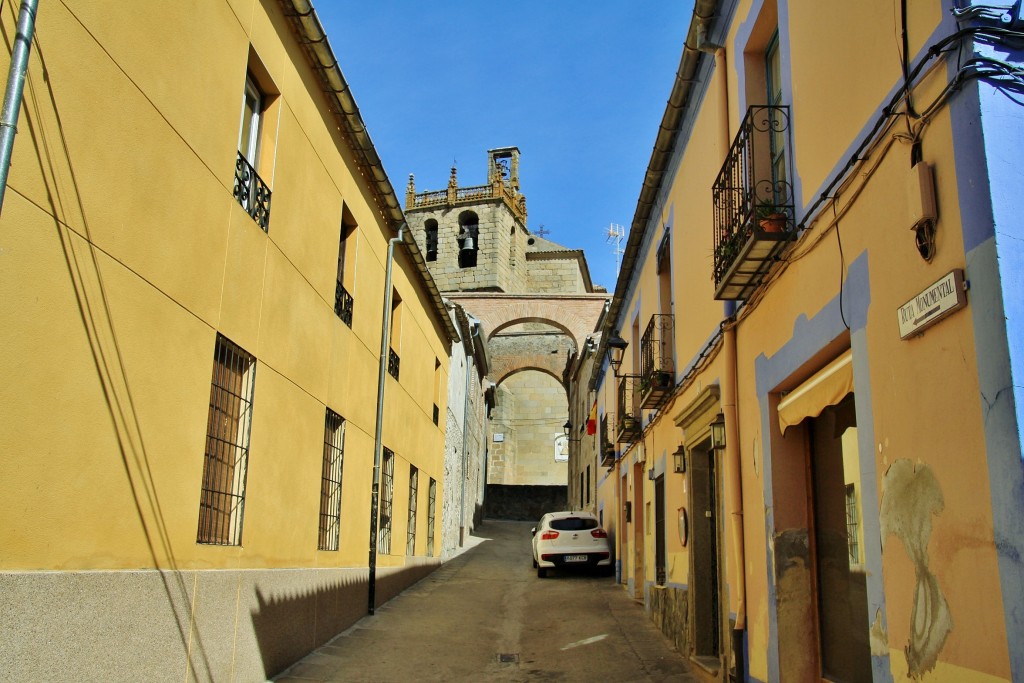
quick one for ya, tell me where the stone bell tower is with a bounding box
[405,147,529,293]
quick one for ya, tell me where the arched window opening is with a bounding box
[425,219,438,262]
[458,211,479,268]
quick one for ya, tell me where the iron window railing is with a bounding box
[233,151,271,231]
[712,105,795,300]
[427,478,437,557]
[407,466,419,556]
[640,314,675,409]
[318,410,345,551]
[388,347,400,380]
[335,280,354,327]
[197,334,256,546]
[378,448,395,554]
[616,375,642,444]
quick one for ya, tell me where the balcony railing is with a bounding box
[616,375,642,444]
[233,151,271,231]
[388,347,400,380]
[712,105,795,300]
[640,314,674,409]
[334,280,353,327]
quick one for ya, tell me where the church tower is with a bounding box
[405,147,530,293]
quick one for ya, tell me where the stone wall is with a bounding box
[406,202,529,293]
[485,484,567,521]
[527,253,588,293]
[648,584,690,655]
[488,369,568,486]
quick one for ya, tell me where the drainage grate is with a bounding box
[497,653,520,664]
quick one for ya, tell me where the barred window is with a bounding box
[197,334,256,546]
[318,410,346,551]
[407,466,419,555]
[427,478,437,557]
[377,448,395,554]
[845,483,860,566]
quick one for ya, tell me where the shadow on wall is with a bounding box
[486,484,568,521]
[251,562,439,679]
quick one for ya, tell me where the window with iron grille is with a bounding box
[432,357,441,426]
[427,478,436,556]
[388,289,402,380]
[233,75,271,231]
[197,334,256,546]
[335,206,356,327]
[377,448,395,554]
[407,466,419,555]
[317,409,346,551]
[845,483,860,566]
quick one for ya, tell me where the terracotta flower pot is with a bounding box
[759,213,787,233]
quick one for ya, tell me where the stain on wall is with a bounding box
[880,459,953,677]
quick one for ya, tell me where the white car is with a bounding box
[531,511,611,578]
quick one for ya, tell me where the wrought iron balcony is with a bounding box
[233,151,271,231]
[334,280,353,327]
[640,314,674,409]
[712,105,796,300]
[388,347,400,380]
[616,375,642,444]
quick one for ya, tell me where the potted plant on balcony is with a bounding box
[756,201,788,233]
[714,230,744,282]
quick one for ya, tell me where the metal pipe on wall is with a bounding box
[368,222,405,615]
[459,351,473,546]
[0,0,40,215]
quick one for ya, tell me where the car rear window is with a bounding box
[550,517,599,531]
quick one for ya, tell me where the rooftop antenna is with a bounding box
[606,223,625,276]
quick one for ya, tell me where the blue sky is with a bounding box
[316,3,693,291]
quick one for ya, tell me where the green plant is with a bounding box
[756,200,786,220]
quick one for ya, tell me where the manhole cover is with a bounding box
[497,653,520,664]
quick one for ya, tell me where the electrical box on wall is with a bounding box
[907,161,937,231]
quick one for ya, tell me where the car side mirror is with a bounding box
[530,527,536,536]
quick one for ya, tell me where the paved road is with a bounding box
[274,520,698,682]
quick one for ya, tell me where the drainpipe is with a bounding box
[459,350,473,546]
[0,0,39,215]
[710,42,748,678]
[368,222,405,615]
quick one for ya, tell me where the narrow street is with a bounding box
[274,520,699,682]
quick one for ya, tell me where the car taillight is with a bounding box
[541,530,559,541]
[591,528,608,539]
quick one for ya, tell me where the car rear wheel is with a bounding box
[537,567,547,578]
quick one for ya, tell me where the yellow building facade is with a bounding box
[0,1,457,680]
[591,1,1024,681]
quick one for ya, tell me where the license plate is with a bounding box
[564,555,587,562]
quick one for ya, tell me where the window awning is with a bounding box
[778,350,853,433]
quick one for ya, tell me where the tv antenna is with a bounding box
[606,223,625,276]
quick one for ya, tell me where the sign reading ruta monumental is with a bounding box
[898,269,967,340]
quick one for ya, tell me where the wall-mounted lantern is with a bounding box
[607,334,628,376]
[672,444,686,473]
[562,420,581,443]
[710,413,726,451]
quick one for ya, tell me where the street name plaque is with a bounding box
[897,269,967,340]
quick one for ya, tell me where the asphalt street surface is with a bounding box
[274,519,699,682]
